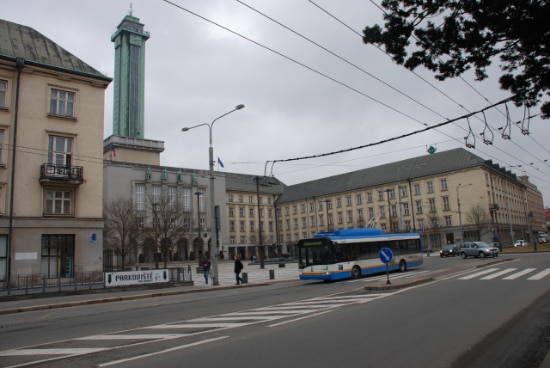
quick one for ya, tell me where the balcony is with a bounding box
[40,163,84,185]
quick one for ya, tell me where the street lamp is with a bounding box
[397,164,426,232]
[182,104,245,285]
[456,183,472,245]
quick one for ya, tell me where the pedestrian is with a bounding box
[202,256,211,284]
[234,255,244,285]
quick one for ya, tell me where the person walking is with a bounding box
[202,256,211,284]
[234,256,244,285]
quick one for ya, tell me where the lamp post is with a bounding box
[456,183,472,245]
[397,164,426,232]
[182,104,245,285]
[194,191,202,262]
[324,199,331,231]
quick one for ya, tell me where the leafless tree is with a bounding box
[104,198,140,270]
[466,203,491,239]
[147,188,186,268]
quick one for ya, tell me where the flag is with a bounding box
[111,144,116,157]
[217,157,224,168]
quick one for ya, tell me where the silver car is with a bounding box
[460,241,499,258]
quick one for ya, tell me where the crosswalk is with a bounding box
[458,267,550,281]
[0,293,390,367]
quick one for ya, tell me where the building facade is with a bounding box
[0,19,111,284]
[276,148,543,250]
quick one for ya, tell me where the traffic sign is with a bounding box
[379,247,393,264]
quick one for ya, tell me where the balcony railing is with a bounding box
[40,163,84,184]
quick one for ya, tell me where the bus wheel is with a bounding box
[399,260,407,272]
[351,266,361,279]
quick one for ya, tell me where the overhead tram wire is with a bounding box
[236,0,449,122]
[162,0,437,128]
[308,0,550,178]
[164,0,548,183]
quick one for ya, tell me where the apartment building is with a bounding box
[0,19,111,284]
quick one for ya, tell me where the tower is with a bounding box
[111,11,149,138]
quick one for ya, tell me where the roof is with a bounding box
[0,18,111,81]
[277,147,520,204]
[224,172,286,196]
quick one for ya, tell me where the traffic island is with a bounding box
[364,277,434,291]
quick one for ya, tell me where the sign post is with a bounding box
[379,247,393,285]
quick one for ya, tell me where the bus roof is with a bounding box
[312,228,420,242]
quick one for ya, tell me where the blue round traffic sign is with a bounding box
[379,247,393,264]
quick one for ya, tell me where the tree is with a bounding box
[148,189,186,268]
[466,203,491,238]
[104,198,140,270]
[363,0,549,118]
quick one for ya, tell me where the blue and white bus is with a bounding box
[297,228,423,281]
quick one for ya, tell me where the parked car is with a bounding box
[513,240,527,247]
[460,241,499,258]
[440,244,459,257]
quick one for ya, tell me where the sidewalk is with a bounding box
[0,261,299,316]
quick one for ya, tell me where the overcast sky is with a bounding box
[4,0,550,205]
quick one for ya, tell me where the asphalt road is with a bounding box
[0,253,548,367]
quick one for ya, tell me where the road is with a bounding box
[0,253,548,367]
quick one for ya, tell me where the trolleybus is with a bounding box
[297,227,423,281]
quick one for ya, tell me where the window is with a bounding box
[301,204,306,213]
[240,221,245,232]
[168,186,177,211]
[399,185,408,198]
[378,191,385,201]
[229,220,235,232]
[309,202,315,212]
[250,221,255,231]
[388,189,395,200]
[444,216,452,226]
[356,194,362,205]
[442,196,450,211]
[347,210,353,223]
[301,217,306,228]
[0,79,7,108]
[152,185,161,209]
[239,195,243,203]
[337,212,343,224]
[249,196,254,204]
[183,188,191,212]
[415,200,423,214]
[427,181,434,193]
[357,208,364,221]
[229,207,234,217]
[49,88,75,117]
[41,234,75,278]
[45,189,72,215]
[337,198,342,208]
[0,129,4,165]
[239,207,245,217]
[135,184,145,211]
[440,178,448,191]
[310,215,315,227]
[367,192,373,203]
[403,202,410,216]
[326,200,333,209]
[346,196,352,206]
[379,205,386,219]
[414,183,421,195]
[429,198,436,212]
[48,135,73,168]
[249,208,254,217]
[228,195,234,202]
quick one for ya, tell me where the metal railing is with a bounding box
[0,266,193,297]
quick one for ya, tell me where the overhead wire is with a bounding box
[307,0,550,176]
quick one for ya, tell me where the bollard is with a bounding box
[269,269,275,280]
[242,272,248,284]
